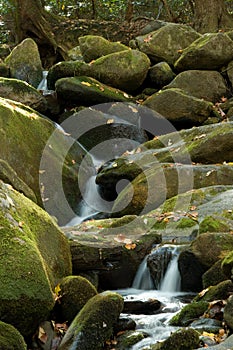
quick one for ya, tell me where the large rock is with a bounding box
[55,76,132,107]
[0,97,90,225]
[164,70,228,103]
[4,38,43,88]
[0,77,47,112]
[0,180,72,338]
[89,49,151,92]
[0,321,27,349]
[58,291,124,350]
[143,88,214,125]
[148,61,176,88]
[151,328,200,350]
[174,33,233,72]
[134,23,200,65]
[78,35,129,62]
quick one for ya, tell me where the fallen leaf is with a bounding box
[125,243,136,250]
[81,81,92,87]
[38,326,48,344]
[107,118,114,124]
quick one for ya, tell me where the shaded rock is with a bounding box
[164,70,228,103]
[115,330,148,349]
[0,77,47,112]
[55,76,132,108]
[47,60,89,90]
[67,45,83,61]
[202,260,228,289]
[196,334,233,350]
[148,62,176,88]
[58,291,124,350]
[0,43,11,59]
[123,298,161,314]
[194,280,233,302]
[224,295,233,330]
[54,275,97,324]
[135,23,200,65]
[62,218,161,289]
[143,88,213,126]
[5,38,43,88]
[169,301,209,326]
[89,49,150,92]
[139,19,168,35]
[114,317,136,333]
[151,328,200,350]
[0,97,90,225]
[0,180,71,338]
[78,35,129,62]
[0,321,27,349]
[221,250,233,280]
[174,33,233,72]
[190,318,223,333]
[0,60,9,77]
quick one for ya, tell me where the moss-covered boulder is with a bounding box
[169,301,209,326]
[78,35,129,62]
[0,180,72,338]
[55,76,132,107]
[55,275,97,324]
[89,49,150,92]
[151,328,200,350]
[194,280,233,302]
[148,61,176,88]
[174,33,233,72]
[164,70,228,103]
[0,321,27,350]
[58,291,124,350]
[0,77,47,112]
[115,330,148,349]
[4,38,43,88]
[0,97,90,225]
[143,88,213,125]
[134,23,200,65]
[221,250,233,280]
[202,260,228,289]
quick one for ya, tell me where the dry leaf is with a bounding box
[125,243,136,250]
[38,326,48,344]
[107,118,114,124]
[81,81,92,87]
[144,34,153,42]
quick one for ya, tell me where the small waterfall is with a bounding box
[132,245,181,293]
[132,256,154,290]
[37,71,48,91]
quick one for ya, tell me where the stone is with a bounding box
[135,23,200,65]
[79,35,129,62]
[174,33,233,72]
[148,62,176,88]
[0,321,27,349]
[164,70,228,103]
[0,77,47,112]
[151,328,200,350]
[58,291,124,350]
[5,38,43,88]
[169,301,209,326]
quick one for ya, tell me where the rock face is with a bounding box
[58,291,124,350]
[0,321,27,350]
[134,23,200,65]
[0,77,47,112]
[0,180,72,338]
[79,35,129,62]
[4,38,43,88]
[174,33,233,71]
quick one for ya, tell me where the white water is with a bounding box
[159,246,181,292]
[132,256,154,290]
[37,71,48,91]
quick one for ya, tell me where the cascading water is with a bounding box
[159,245,181,292]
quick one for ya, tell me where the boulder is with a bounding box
[0,97,90,225]
[164,70,228,103]
[4,38,43,88]
[58,291,124,350]
[148,62,176,88]
[143,88,213,126]
[169,301,209,327]
[0,321,27,349]
[54,275,97,324]
[202,260,228,288]
[55,76,132,107]
[78,35,129,62]
[0,77,47,112]
[194,280,233,302]
[224,295,233,330]
[151,328,200,350]
[89,49,150,92]
[134,23,200,65]
[174,33,233,72]
[0,180,72,338]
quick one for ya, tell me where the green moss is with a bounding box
[199,216,230,234]
[194,280,233,302]
[169,301,209,326]
[116,330,147,348]
[0,321,27,350]
[158,328,200,350]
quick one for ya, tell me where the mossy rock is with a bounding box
[199,216,232,234]
[79,35,129,62]
[0,77,47,112]
[0,321,27,350]
[174,32,233,72]
[59,291,124,350]
[151,328,200,350]
[149,61,176,88]
[55,76,132,107]
[194,280,233,302]
[222,250,233,279]
[5,38,43,88]
[115,330,148,349]
[202,260,228,289]
[0,180,72,338]
[169,301,209,326]
[55,275,97,324]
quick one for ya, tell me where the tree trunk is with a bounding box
[125,0,134,22]
[193,0,233,33]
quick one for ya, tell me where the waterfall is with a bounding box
[132,245,181,293]
[37,71,48,91]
